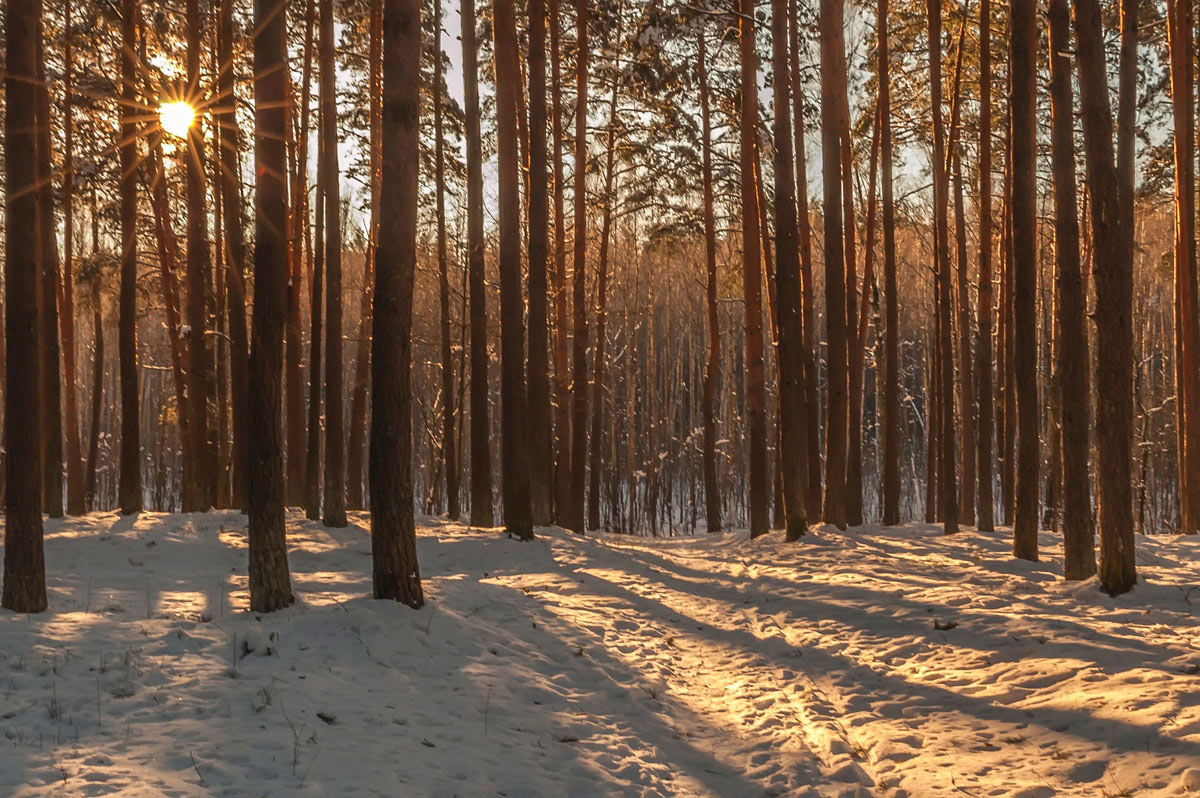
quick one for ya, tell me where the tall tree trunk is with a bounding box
[247,0,295,613]
[946,31,975,528]
[699,29,722,534]
[1011,0,1038,559]
[184,0,212,512]
[976,0,995,532]
[3,0,47,611]
[218,0,250,510]
[320,0,347,527]
[463,0,494,526]
[773,0,809,540]
[928,0,958,534]
[35,32,63,519]
[1052,0,1096,574]
[550,0,571,523]
[587,66,621,533]
[346,0,377,512]
[820,0,848,529]
[1169,0,1200,535]
[494,0,534,540]
[118,0,142,515]
[61,0,85,516]
[433,0,458,519]
[740,0,769,538]
[85,282,103,511]
[879,0,900,525]
[1075,0,1137,595]
[527,0,552,524]
[790,0,821,514]
[301,0,324,518]
[567,0,589,535]
[372,0,425,606]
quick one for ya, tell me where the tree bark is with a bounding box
[820,0,847,529]
[789,0,821,514]
[372,0,425,606]
[928,0,958,534]
[740,0,769,538]
[35,32,63,519]
[183,0,212,513]
[527,0,552,525]
[550,0,571,522]
[1011,0,1038,559]
[879,0,900,525]
[247,0,295,613]
[699,29,722,534]
[773,0,810,540]
[347,0,380,512]
[567,0,589,534]
[1074,0,1137,594]
[3,0,48,612]
[118,0,142,515]
[1052,0,1096,574]
[61,0,86,516]
[218,0,250,510]
[587,65,621,533]
[320,0,347,527]
[976,0,995,532]
[494,0,534,540]
[463,0,494,527]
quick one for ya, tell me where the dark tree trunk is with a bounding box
[184,0,212,513]
[567,0,589,535]
[320,0,347,527]
[85,282,103,511]
[699,29,722,534]
[587,67,621,533]
[976,0,995,532]
[463,0,494,527]
[820,0,848,529]
[118,0,142,515]
[219,0,250,510]
[773,0,809,540]
[247,0,295,613]
[35,32,63,519]
[301,0,324,519]
[3,0,47,612]
[1051,0,1096,575]
[61,1,85,516]
[739,0,769,538]
[1011,0,1038,559]
[790,0,821,513]
[347,0,378,512]
[371,0,425,606]
[879,0,900,525]
[550,0,571,522]
[1075,0,1137,595]
[494,0,534,540]
[526,0,551,525]
[434,0,459,520]
[928,0,958,534]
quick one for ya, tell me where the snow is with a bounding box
[1,511,1199,796]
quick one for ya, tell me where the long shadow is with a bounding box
[542,540,1200,768]
[589,536,1182,664]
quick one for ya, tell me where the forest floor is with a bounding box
[0,511,1198,797]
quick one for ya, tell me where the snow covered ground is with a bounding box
[0,511,1198,797]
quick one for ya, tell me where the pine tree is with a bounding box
[372,0,425,605]
[3,0,48,613]
[247,0,295,613]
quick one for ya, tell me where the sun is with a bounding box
[159,101,196,139]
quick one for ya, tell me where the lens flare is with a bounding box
[159,101,195,139]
